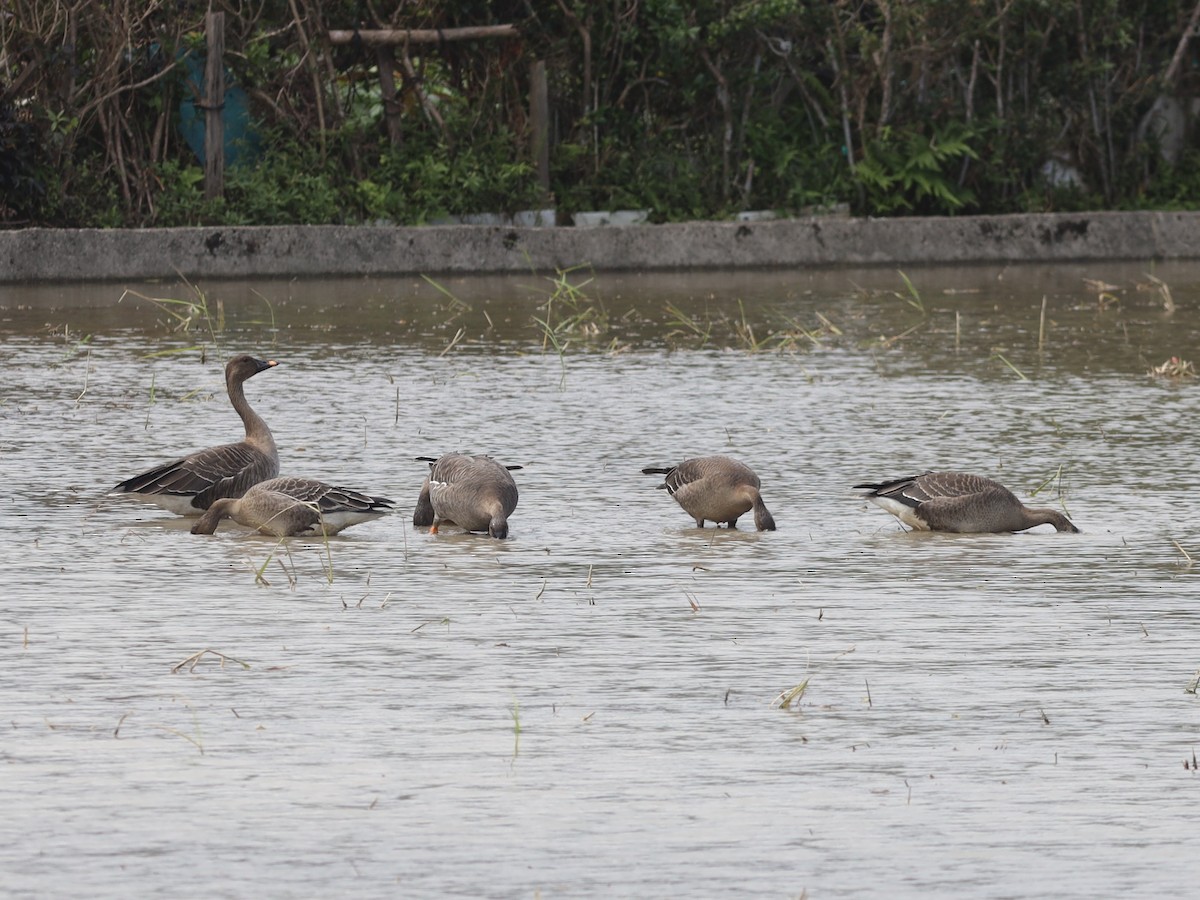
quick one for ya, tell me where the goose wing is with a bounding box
[258,477,395,514]
[114,441,275,508]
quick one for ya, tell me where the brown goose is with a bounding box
[111,354,279,515]
[855,472,1080,533]
[191,476,394,537]
[412,454,521,539]
[642,455,776,530]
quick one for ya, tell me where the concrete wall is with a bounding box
[4,210,1200,283]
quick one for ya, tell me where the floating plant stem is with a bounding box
[992,352,1028,380]
[171,648,250,674]
[1038,295,1047,351]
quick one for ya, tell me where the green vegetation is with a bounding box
[5,0,1200,227]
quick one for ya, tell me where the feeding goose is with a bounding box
[190,476,394,537]
[641,455,776,530]
[412,453,521,539]
[854,471,1080,533]
[111,354,279,515]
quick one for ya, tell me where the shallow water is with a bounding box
[2,262,1200,897]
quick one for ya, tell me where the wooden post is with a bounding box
[530,60,550,201]
[204,11,225,201]
[376,46,404,149]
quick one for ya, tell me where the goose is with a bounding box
[412,453,521,539]
[642,455,776,530]
[111,354,279,515]
[190,476,394,537]
[854,472,1080,533]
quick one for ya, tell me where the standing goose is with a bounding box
[111,354,279,515]
[412,453,521,539]
[854,472,1080,533]
[642,455,776,530]
[190,476,394,537]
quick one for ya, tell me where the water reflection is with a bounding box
[1,263,1198,897]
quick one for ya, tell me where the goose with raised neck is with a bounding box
[111,354,279,515]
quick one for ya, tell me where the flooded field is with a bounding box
[2,261,1199,897]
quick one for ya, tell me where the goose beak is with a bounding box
[256,358,279,373]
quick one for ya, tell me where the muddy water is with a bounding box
[2,262,1199,897]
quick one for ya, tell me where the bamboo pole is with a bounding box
[376,46,404,148]
[530,60,550,200]
[204,11,225,201]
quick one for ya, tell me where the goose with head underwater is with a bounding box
[854,471,1080,533]
[641,455,776,530]
[190,476,395,537]
[412,453,521,539]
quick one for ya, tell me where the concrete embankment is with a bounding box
[4,210,1200,283]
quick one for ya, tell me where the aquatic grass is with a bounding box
[896,270,925,314]
[877,320,925,349]
[664,302,714,345]
[1028,464,1066,499]
[145,721,205,755]
[171,648,251,674]
[1143,273,1175,313]
[1028,464,1073,516]
[509,699,521,759]
[57,331,93,367]
[1038,296,1048,352]
[1082,277,1121,311]
[733,299,767,351]
[74,347,91,405]
[438,326,466,357]
[991,351,1028,380]
[774,679,809,710]
[410,617,451,633]
[252,537,295,587]
[1149,357,1195,379]
[1185,669,1200,694]
[531,312,569,388]
[247,287,280,341]
[527,264,605,387]
[1172,540,1193,568]
[119,272,222,341]
[421,273,471,313]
